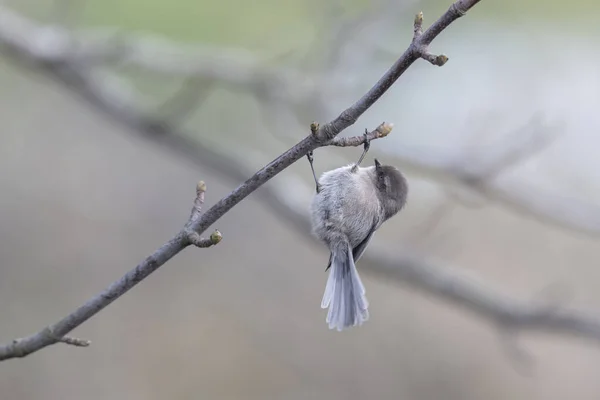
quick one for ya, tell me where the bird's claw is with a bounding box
[363,129,371,152]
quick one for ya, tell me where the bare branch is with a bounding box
[187,230,223,248]
[57,336,91,347]
[42,10,597,235]
[419,52,450,66]
[0,2,481,360]
[413,11,424,41]
[66,34,600,235]
[183,180,223,247]
[329,122,394,147]
[411,8,458,66]
[311,0,481,144]
[187,180,207,225]
[0,231,190,361]
[3,0,600,362]
[47,325,92,348]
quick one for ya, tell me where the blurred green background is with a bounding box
[11,0,600,44]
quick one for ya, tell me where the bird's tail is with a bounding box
[321,242,369,331]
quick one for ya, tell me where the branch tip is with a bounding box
[59,336,91,347]
[413,11,424,41]
[44,327,91,348]
[310,121,320,135]
[377,122,394,138]
[186,229,222,248]
[0,0,494,362]
[188,180,207,224]
[328,123,394,148]
[435,54,449,66]
[421,53,449,66]
[415,11,424,26]
[413,11,424,39]
[210,230,223,244]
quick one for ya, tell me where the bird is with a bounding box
[306,137,408,331]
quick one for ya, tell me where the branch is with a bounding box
[412,11,449,67]
[187,180,207,225]
[74,16,600,236]
[6,4,596,237]
[184,181,222,248]
[0,1,478,360]
[329,122,394,147]
[61,3,599,236]
[367,252,600,344]
[0,181,226,360]
[2,1,600,363]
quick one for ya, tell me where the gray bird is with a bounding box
[307,139,408,331]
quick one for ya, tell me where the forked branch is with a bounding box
[0,0,483,361]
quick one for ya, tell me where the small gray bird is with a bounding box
[306,140,408,331]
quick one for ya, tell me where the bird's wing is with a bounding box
[325,216,379,271]
[325,252,333,271]
[351,229,376,263]
[351,216,379,263]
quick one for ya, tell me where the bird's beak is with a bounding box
[374,158,381,169]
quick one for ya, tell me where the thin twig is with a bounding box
[57,336,91,347]
[328,122,394,147]
[183,180,223,247]
[187,231,223,248]
[187,180,207,225]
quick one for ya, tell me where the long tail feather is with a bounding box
[321,243,369,331]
